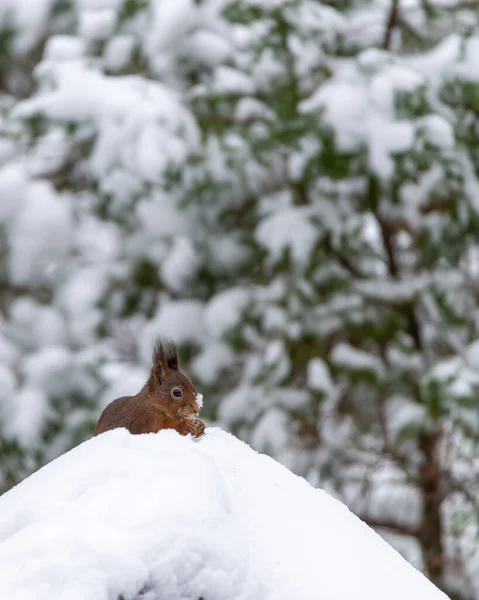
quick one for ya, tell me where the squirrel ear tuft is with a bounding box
[152,338,179,374]
[165,341,179,371]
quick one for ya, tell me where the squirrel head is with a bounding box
[147,339,201,419]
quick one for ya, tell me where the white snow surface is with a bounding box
[256,207,318,266]
[0,428,447,600]
[307,357,334,394]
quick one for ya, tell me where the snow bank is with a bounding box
[0,428,447,600]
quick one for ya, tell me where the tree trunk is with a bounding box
[418,432,444,587]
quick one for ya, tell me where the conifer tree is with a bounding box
[183,2,479,597]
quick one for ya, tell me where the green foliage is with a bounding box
[0,23,16,70]
[118,0,148,23]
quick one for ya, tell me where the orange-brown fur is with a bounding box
[95,339,205,438]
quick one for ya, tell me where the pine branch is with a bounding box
[375,216,424,352]
[195,112,271,127]
[383,0,400,50]
[442,471,479,513]
[428,0,479,10]
[360,515,419,538]
[0,282,53,316]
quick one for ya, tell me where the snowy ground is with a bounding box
[0,428,448,600]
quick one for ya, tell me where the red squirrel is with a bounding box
[95,339,205,437]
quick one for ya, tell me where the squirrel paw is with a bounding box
[183,418,205,438]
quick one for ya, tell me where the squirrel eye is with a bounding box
[172,388,182,398]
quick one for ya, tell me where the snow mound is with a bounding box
[0,428,447,600]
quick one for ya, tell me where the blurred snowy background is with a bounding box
[0,0,479,597]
